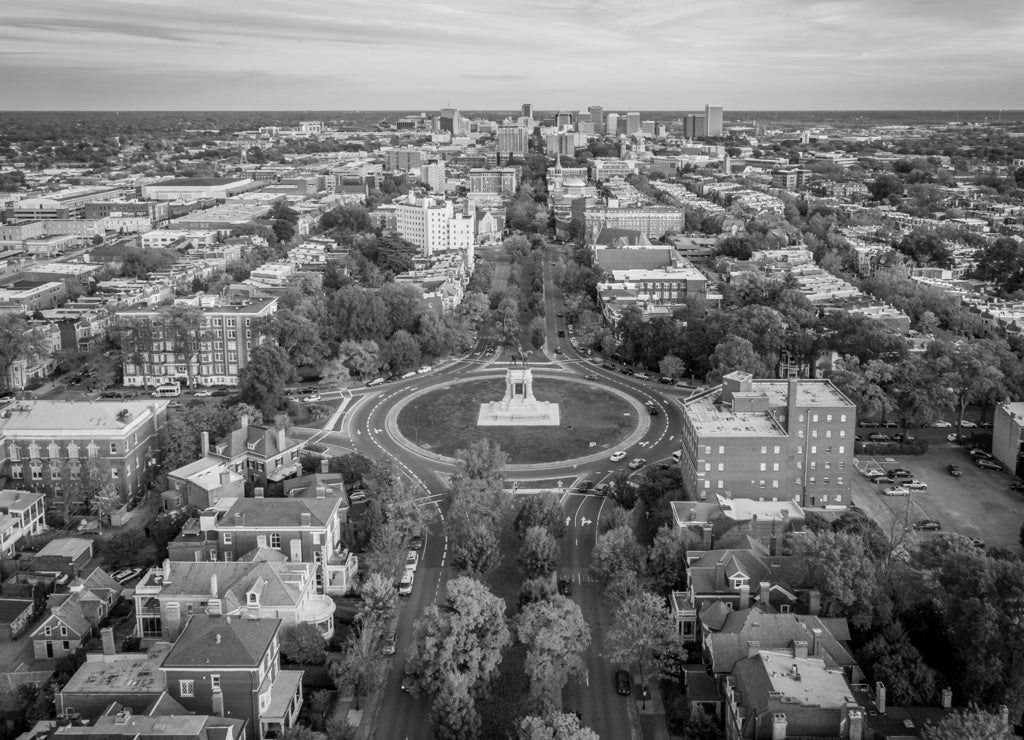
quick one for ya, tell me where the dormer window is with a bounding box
[247,442,256,451]
[248,592,258,606]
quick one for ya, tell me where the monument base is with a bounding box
[477,400,561,427]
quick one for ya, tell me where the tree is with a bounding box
[380,282,426,335]
[158,403,239,470]
[519,525,559,580]
[706,334,767,385]
[858,621,937,705]
[921,706,1013,740]
[239,341,297,416]
[606,591,683,688]
[336,339,381,378]
[102,533,137,566]
[648,526,698,594]
[405,577,510,723]
[529,316,547,350]
[279,623,326,665]
[519,576,558,608]
[590,525,647,593]
[308,689,334,731]
[253,308,326,368]
[520,713,599,740]
[356,572,397,630]
[683,710,724,740]
[331,623,387,711]
[417,307,452,358]
[457,291,490,327]
[455,439,508,486]
[788,530,879,630]
[659,354,685,381]
[514,494,567,540]
[0,314,47,391]
[318,357,350,387]
[431,673,480,740]
[933,341,1005,438]
[382,329,421,375]
[448,476,506,575]
[517,595,592,713]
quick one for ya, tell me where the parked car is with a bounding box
[416,365,433,375]
[881,421,900,428]
[602,362,615,370]
[969,449,994,460]
[578,480,594,492]
[932,420,953,428]
[633,372,650,380]
[860,421,879,428]
[659,377,674,385]
[904,480,928,491]
[948,464,962,477]
[593,483,609,495]
[366,377,386,387]
[886,469,913,479]
[628,457,646,470]
[912,520,942,531]
[867,433,890,442]
[610,451,627,462]
[960,420,978,428]
[381,630,397,656]
[400,370,417,379]
[947,433,970,443]
[409,533,423,550]
[868,474,895,484]
[615,670,632,696]
[884,485,911,496]
[892,433,915,443]
[976,458,1003,471]
[398,570,414,596]
[618,368,632,375]
[585,374,599,380]
[405,550,419,571]
[303,394,322,403]
[349,490,368,503]
[193,390,213,397]
[557,575,573,596]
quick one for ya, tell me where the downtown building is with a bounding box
[395,193,474,258]
[117,298,278,388]
[678,372,856,509]
[469,167,518,196]
[496,126,529,158]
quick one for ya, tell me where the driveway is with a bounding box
[853,442,1024,549]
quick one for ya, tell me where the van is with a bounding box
[398,570,414,596]
[152,383,181,398]
[671,451,682,464]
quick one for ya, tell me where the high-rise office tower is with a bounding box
[556,111,574,130]
[684,114,707,139]
[626,111,641,135]
[705,105,724,136]
[522,103,534,120]
[589,106,604,135]
[497,125,529,158]
[440,107,461,135]
[605,113,619,136]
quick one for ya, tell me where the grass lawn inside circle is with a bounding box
[397,377,638,464]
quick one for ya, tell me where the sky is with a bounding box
[0,0,1022,111]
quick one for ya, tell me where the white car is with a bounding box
[610,451,627,462]
[904,480,928,491]
[628,457,647,470]
[932,420,952,428]
[884,485,911,496]
[960,420,977,428]
[193,390,213,397]
[349,490,368,503]
[303,394,322,403]
[400,371,417,379]
[416,365,433,375]
[405,550,419,571]
[398,570,414,596]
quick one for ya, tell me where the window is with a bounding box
[223,551,233,562]
[839,430,846,438]
[180,680,195,697]
[717,481,724,489]
[837,477,844,486]
[810,446,817,454]
[810,462,816,470]
[796,461,802,470]
[270,533,281,548]
[109,443,117,454]
[773,446,780,454]
[824,477,830,485]
[704,446,712,455]
[760,446,767,454]
[838,446,845,455]
[811,430,818,438]
[223,532,233,544]
[772,480,779,489]
[759,463,766,472]
[825,430,832,439]
[824,461,831,469]
[773,463,779,472]
[840,414,847,423]
[796,446,803,454]
[717,463,724,472]
[780,604,790,614]
[808,477,816,485]
[826,414,832,422]
[812,414,818,422]
[211,675,221,691]
[798,430,804,439]
[209,548,218,560]
[312,533,321,545]
[48,442,59,458]
[759,480,766,489]
[838,461,845,470]
[44,626,52,636]
[9,444,20,462]
[60,626,67,636]
[717,446,724,454]
[703,480,710,489]
[798,414,805,423]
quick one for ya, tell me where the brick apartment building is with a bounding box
[679,372,856,509]
[118,298,278,388]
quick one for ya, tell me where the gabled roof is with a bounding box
[33,594,90,639]
[162,614,279,669]
[215,496,340,529]
[688,547,778,595]
[213,424,300,460]
[153,561,311,613]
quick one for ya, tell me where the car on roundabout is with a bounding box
[610,451,627,462]
[628,457,646,470]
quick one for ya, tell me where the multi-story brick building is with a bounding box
[0,489,45,556]
[160,614,303,740]
[0,399,167,499]
[118,298,278,388]
[134,559,335,642]
[200,416,306,490]
[583,204,684,242]
[678,373,856,509]
[468,168,518,196]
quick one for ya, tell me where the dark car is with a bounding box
[969,448,994,460]
[602,362,615,370]
[558,330,565,337]
[409,534,423,551]
[557,575,573,596]
[585,374,599,381]
[647,405,659,416]
[860,421,879,428]
[867,474,894,484]
[554,347,563,354]
[578,480,594,492]
[948,464,962,477]
[886,469,912,479]
[615,670,632,696]
[659,377,674,384]
[912,519,942,531]
[868,433,890,442]
[619,368,632,375]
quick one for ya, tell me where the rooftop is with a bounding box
[149,178,250,187]
[60,643,173,695]
[36,537,93,560]
[162,614,279,668]
[0,489,45,511]
[0,399,165,434]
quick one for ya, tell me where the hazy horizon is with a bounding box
[1,0,1022,111]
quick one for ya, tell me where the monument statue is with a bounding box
[477,365,560,427]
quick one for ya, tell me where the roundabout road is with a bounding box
[341,244,689,740]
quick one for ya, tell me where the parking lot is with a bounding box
[853,441,1024,549]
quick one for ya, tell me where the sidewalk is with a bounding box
[633,672,671,740]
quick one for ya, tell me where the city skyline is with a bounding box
[1,0,1022,111]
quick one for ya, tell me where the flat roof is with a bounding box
[0,399,165,434]
[685,395,786,438]
[36,537,93,559]
[150,178,250,187]
[760,651,854,708]
[60,643,172,695]
[0,489,45,510]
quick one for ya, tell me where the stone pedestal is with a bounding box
[478,366,560,426]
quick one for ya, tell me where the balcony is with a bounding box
[260,670,303,740]
[295,594,335,639]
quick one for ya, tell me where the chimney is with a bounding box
[321,458,330,474]
[999,705,1009,728]
[875,682,886,714]
[316,486,326,499]
[747,640,760,657]
[234,511,243,526]
[240,414,249,431]
[771,712,787,740]
[210,573,218,598]
[100,627,116,656]
[277,427,286,452]
[254,486,264,499]
[215,633,222,644]
[806,589,821,616]
[702,524,713,550]
[792,640,808,659]
[220,471,231,486]
[715,558,726,586]
[759,581,770,606]
[769,535,778,556]
[738,584,750,610]
[940,687,952,709]
[847,708,864,740]
[201,431,210,457]
[301,511,312,526]
[211,689,224,717]
[810,627,822,657]
[786,378,799,433]
[163,558,171,580]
